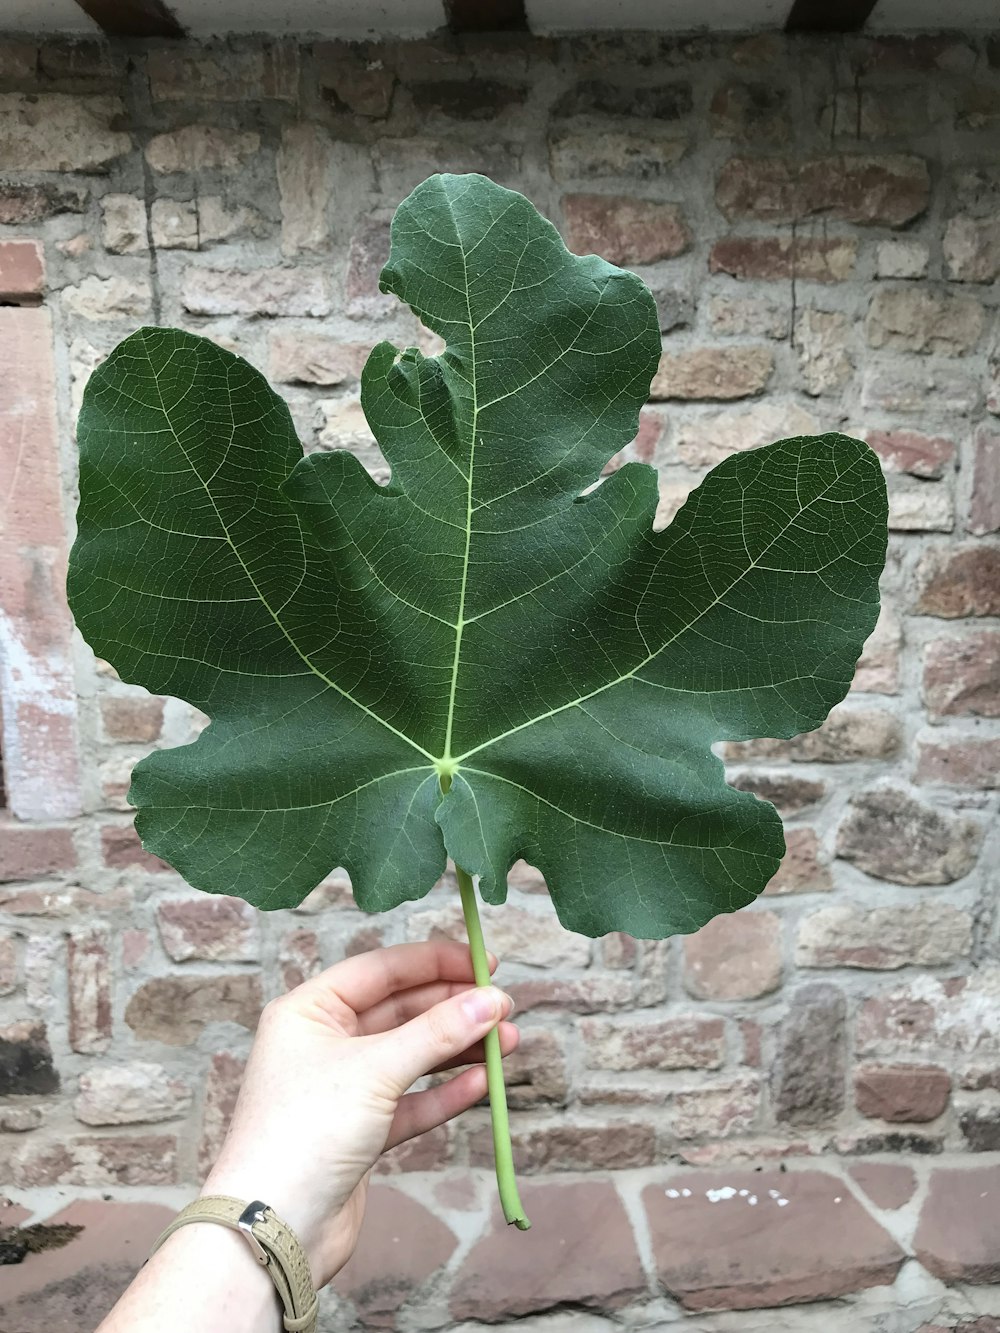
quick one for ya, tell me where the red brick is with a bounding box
[278,927,322,990]
[924,631,1000,719]
[451,1180,644,1322]
[915,545,1000,617]
[716,154,930,226]
[710,234,856,282]
[156,896,260,962]
[101,823,170,872]
[0,883,130,916]
[916,737,1000,788]
[68,928,112,1055]
[125,975,263,1046]
[848,1162,917,1211]
[198,1051,245,1178]
[337,1186,458,1327]
[0,309,82,820]
[469,1117,657,1172]
[865,429,955,479]
[969,426,1000,534]
[855,1064,951,1122]
[501,1029,568,1109]
[582,1014,725,1070]
[915,1165,1000,1284]
[683,911,782,1000]
[764,828,834,895]
[99,695,164,743]
[0,239,44,301]
[835,787,982,885]
[644,1170,905,1311]
[0,821,77,882]
[562,193,689,265]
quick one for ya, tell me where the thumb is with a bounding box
[375,985,513,1094]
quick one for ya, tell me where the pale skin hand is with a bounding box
[98,942,518,1332]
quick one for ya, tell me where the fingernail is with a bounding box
[463,987,502,1024]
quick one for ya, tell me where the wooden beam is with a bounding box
[785,0,880,31]
[72,0,185,38]
[445,0,528,33]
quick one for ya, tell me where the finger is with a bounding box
[428,1019,520,1073]
[374,985,513,1094]
[357,979,476,1036]
[293,940,499,1015]
[384,1065,489,1151]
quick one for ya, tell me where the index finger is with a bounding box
[296,940,499,1014]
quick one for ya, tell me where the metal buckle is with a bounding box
[237,1200,272,1266]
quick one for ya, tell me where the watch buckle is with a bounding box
[238,1200,272,1265]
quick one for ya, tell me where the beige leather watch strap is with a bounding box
[148,1195,318,1333]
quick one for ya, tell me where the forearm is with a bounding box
[97,1220,281,1333]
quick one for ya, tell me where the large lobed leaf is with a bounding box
[68,173,886,937]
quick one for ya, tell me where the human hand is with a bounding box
[200,942,518,1288]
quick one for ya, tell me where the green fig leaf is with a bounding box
[67,172,886,936]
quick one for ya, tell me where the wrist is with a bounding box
[200,1164,324,1283]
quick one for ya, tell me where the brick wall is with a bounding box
[0,29,998,1333]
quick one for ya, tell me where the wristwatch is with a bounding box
[147,1194,319,1332]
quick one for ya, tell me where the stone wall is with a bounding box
[0,28,999,1333]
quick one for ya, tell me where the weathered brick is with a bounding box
[0,93,130,171]
[865,429,955,479]
[506,975,634,1013]
[100,193,147,254]
[101,823,169,872]
[773,983,846,1124]
[197,195,268,245]
[156,896,261,962]
[856,34,976,73]
[0,933,16,995]
[836,787,982,884]
[683,911,782,1001]
[0,1019,58,1095]
[676,401,818,468]
[915,737,1000,789]
[125,975,263,1045]
[146,44,298,102]
[277,123,332,256]
[727,771,825,815]
[944,215,1000,282]
[915,545,1000,617]
[562,193,689,265]
[408,902,589,968]
[0,180,88,224]
[862,364,979,416]
[724,705,900,763]
[268,333,368,386]
[855,1064,951,1123]
[671,1079,761,1139]
[710,82,789,141]
[819,86,934,140]
[795,308,853,396]
[345,216,392,319]
[549,126,687,181]
[554,79,692,120]
[707,294,790,339]
[796,903,972,970]
[875,238,929,279]
[146,125,260,174]
[99,695,164,743]
[959,1107,1000,1152]
[924,630,1000,719]
[198,1051,245,1177]
[315,42,396,117]
[582,1014,725,1070]
[888,483,954,533]
[181,266,329,318]
[853,603,902,694]
[709,235,856,282]
[68,928,112,1054]
[651,345,772,401]
[75,1062,192,1126]
[411,79,527,119]
[0,822,77,882]
[716,154,930,226]
[278,928,322,991]
[469,1117,657,1172]
[503,1030,568,1110]
[764,828,834,895]
[10,1134,177,1187]
[865,288,985,356]
[968,427,1000,534]
[956,85,1000,131]
[0,239,44,302]
[62,275,151,321]
[150,198,198,250]
[857,970,1000,1057]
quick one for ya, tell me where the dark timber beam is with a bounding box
[785,0,880,31]
[72,0,185,38]
[445,0,528,33]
